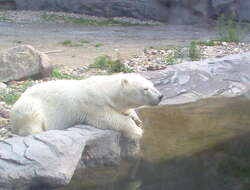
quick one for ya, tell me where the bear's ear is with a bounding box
[121,78,129,87]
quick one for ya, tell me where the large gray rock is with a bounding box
[142,52,250,105]
[0,125,139,190]
[15,0,170,22]
[238,0,250,22]
[0,45,52,82]
[12,0,250,23]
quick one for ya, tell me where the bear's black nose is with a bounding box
[159,94,164,101]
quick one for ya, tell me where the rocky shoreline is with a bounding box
[1,40,250,140]
[1,49,250,189]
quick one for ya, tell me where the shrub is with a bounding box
[164,46,186,65]
[216,14,249,43]
[0,81,33,105]
[189,41,201,61]
[51,69,80,80]
[90,55,133,73]
[193,40,219,46]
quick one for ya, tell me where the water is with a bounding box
[60,97,250,190]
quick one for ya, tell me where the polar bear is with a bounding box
[10,73,163,139]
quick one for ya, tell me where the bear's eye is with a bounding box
[144,88,149,91]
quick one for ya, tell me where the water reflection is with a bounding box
[60,96,250,190]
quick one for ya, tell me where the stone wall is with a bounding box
[7,0,249,24]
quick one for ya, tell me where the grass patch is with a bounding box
[0,16,13,22]
[61,40,73,46]
[216,14,250,43]
[164,46,187,65]
[189,41,201,61]
[61,40,82,47]
[192,39,220,46]
[12,40,22,44]
[0,90,20,105]
[42,13,152,26]
[51,69,81,80]
[79,40,91,44]
[94,43,103,48]
[89,55,133,73]
[0,81,33,105]
[61,40,91,47]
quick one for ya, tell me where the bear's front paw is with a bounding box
[131,115,142,128]
[127,127,143,140]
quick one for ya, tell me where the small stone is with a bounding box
[0,117,9,127]
[0,109,10,119]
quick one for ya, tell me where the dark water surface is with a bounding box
[60,97,250,190]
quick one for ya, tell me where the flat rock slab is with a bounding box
[0,125,139,190]
[142,52,250,105]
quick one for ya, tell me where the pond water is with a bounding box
[59,96,250,190]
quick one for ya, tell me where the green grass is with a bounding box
[12,40,22,44]
[0,81,33,105]
[94,43,103,48]
[61,40,73,46]
[0,16,13,22]
[164,46,187,65]
[0,90,20,105]
[192,40,219,46]
[61,40,83,47]
[42,13,152,26]
[189,41,201,61]
[216,14,250,43]
[79,40,91,44]
[89,55,133,73]
[61,40,92,47]
[51,69,81,80]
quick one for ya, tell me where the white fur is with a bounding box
[10,73,162,139]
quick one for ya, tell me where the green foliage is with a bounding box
[61,40,91,47]
[189,41,201,61]
[51,69,80,80]
[90,55,133,73]
[216,14,249,43]
[165,46,186,65]
[42,14,150,26]
[193,40,219,46]
[94,43,103,48]
[61,40,73,46]
[12,40,22,44]
[0,90,20,105]
[79,40,90,44]
[0,16,13,22]
[0,81,33,105]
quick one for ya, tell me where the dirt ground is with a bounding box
[0,22,216,68]
[0,21,248,69]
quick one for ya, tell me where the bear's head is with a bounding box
[120,74,163,108]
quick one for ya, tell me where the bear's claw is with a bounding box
[131,116,142,128]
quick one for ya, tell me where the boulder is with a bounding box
[12,0,250,23]
[0,45,52,82]
[0,125,139,190]
[142,52,250,105]
[15,0,170,22]
[209,0,237,18]
[238,0,250,22]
